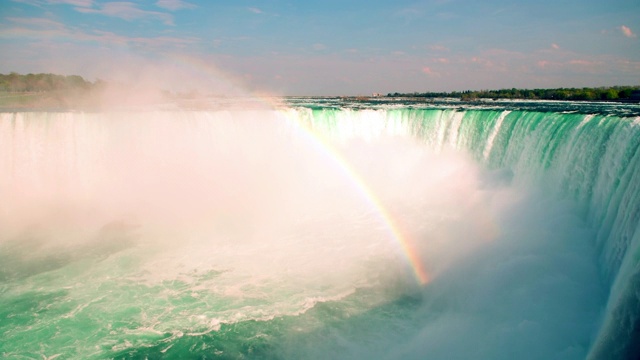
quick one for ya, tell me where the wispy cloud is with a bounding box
[537,60,551,68]
[430,44,450,52]
[551,43,560,50]
[535,56,605,74]
[10,0,93,6]
[568,59,601,66]
[421,66,433,74]
[47,0,92,6]
[1,16,197,48]
[247,7,263,14]
[5,17,67,30]
[9,0,43,6]
[75,2,174,26]
[421,66,440,77]
[155,0,195,11]
[620,25,636,38]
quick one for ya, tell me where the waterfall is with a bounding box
[1,106,639,359]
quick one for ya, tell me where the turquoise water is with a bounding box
[1,100,639,359]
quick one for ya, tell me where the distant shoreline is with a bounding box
[1,72,639,109]
[385,86,640,102]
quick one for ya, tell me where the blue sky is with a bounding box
[0,0,638,95]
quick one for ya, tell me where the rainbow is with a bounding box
[160,53,431,285]
[276,108,431,285]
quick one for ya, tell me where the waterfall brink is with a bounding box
[302,108,640,278]
[298,107,640,359]
[0,105,639,359]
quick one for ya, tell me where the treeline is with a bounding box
[0,72,102,92]
[387,86,640,101]
[0,72,175,109]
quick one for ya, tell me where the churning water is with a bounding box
[1,99,639,359]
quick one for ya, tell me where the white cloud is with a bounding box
[1,17,198,49]
[551,43,560,50]
[9,0,43,6]
[47,0,93,6]
[6,17,67,30]
[248,7,263,14]
[422,66,440,76]
[568,59,600,66]
[155,0,195,11]
[537,60,551,68]
[10,0,93,6]
[430,44,450,52]
[75,2,174,26]
[620,25,636,38]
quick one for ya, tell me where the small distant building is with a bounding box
[372,93,381,97]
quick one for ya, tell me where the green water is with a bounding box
[0,230,420,359]
[1,102,640,359]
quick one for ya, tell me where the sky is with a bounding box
[0,0,639,95]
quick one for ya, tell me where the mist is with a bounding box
[1,111,497,287]
[0,108,609,359]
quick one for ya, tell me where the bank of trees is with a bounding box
[387,86,639,101]
[0,72,100,92]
